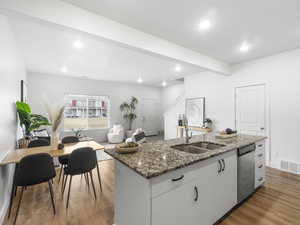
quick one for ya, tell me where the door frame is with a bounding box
[234,83,271,166]
[139,98,162,136]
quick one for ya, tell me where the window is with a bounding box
[64,95,110,130]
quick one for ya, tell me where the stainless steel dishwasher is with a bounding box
[237,143,255,203]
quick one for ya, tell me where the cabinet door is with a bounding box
[214,153,237,221]
[194,162,219,225]
[152,180,202,225]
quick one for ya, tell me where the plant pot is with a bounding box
[51,130,59,147]
[126,130,134,138]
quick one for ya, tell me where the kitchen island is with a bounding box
[105,134,267,225]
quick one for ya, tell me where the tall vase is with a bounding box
[51,130,59,147]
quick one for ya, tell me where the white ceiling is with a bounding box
[8,16,204,86]
[64,0,300,64]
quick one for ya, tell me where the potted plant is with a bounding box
[16,101,50,139]
[120,96,138,138]
[72,128,84,138]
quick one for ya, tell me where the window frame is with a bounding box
[63,94,110,131]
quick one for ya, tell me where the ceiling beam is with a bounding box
[0,0,231,75]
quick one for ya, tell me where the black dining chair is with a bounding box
[58,136,79,184]
[27,139,50,148]
[11,153,56,225]
[8,138,51,219]
[62,147,97,208]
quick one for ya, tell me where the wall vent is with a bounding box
[280,160,300,174]
[289,162,299,174]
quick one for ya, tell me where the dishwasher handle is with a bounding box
[238,144,256,156]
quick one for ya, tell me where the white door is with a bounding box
[235,84,266,136]
[140,99,161,136]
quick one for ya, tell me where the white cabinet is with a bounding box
[151,151,237,225]
[255,140,266,188]
[212,153,237,222]
[152,180,204,225]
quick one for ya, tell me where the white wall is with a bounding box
[0,14,26,223]
[179,48,300,169]
[27,72,162,142]
[161,84,185,140]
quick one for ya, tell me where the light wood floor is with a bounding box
[4,161,300,225]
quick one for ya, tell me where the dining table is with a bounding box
[0,140,105,218]
[0,140,104,166]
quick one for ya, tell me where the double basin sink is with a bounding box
[171,141,225,154]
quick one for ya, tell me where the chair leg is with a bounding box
[13,187,24,225]
[84,173,90,190]
[89,171,97,200]
[8,184,16,218]
[66,176,73,209]
[14,186,18,196]
[62,175,68,196]
[96,163,103,192]
[58,165,63,183]
[48,181,56,215]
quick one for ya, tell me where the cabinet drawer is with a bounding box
[255,141,265,156]
[255,174,265,188]
[255,148,265,160]
[256,141,265,150]
[151,151,236,198]
[151,159,215,198]
[255,164,265,188]
[255,156,265,167]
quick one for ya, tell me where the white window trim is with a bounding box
[63,94,110,131]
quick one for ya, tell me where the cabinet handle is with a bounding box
[194,186,198,202]
[172,175,184,182]
[258,144,263,147]
[258,153,263,157]
[217,160,222,173]
[258,164,263,169]
[258,177,264,182]
[221,159,225,172]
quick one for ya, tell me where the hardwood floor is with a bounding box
[220,167,300,225]
[4,161,300,225]
[4,160,114,225]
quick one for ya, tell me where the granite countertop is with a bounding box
[105,134,266,179]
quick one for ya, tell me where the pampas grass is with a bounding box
[43,98,65,132]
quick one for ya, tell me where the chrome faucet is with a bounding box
[182,115,192,144]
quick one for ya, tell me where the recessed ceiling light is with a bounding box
[73,40,84,49]
[61,66,68,73]
[198,19,211,31]
[137,77,143,83]
[175,65,182,72]
[239,42,251,52]
[162,81,167,87]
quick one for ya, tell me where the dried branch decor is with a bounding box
[44,102,65,132]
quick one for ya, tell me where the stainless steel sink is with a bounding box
[191,141,225,150]
[171,144,208,154]
[171,141,225,154]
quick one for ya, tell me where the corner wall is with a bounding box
[0,14,26,223]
